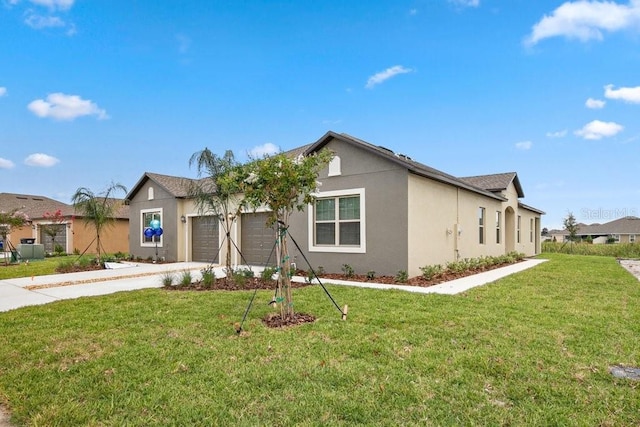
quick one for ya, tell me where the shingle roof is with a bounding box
[0,192,128,220]
[126,172,201,201]
[304,131,507,202]
[577,216,640,235]
[458,172,524,197]
[0,192,73,220]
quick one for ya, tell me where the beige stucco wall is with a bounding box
[407,177,541,276]
[71,218,129,255]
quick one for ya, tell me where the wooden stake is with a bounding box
[341,304,348,321]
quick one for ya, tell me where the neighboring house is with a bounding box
[549,216,640,244]
[126,131,544,277]
[0,192,129,255]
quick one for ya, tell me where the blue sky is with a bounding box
[1,0,640,229]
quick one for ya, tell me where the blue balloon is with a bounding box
[143,227,154,238]
[150,219,161,230]
[154,227,163,236]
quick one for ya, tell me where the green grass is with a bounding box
[0,258,60,280]
[1,253,639,425]
[543,240,640,258]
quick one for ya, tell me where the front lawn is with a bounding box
[0,253,639,425]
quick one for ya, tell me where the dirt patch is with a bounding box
[0,406,13,427]
[164,278,312,292]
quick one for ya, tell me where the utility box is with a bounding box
[18,244,45,260]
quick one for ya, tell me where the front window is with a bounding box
[517,215,521,243]
[478,207,485,244]
[530,218,534,243]
[141,209,162,246]
[309,188,365,253]
[495,211,501,244]
[631,234,636,243]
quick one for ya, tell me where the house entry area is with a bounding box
[240,212,277,266]
[191,216,220,263]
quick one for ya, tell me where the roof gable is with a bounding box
[126,172,200,201]
[305,131,506,202]
[458,172,524,198]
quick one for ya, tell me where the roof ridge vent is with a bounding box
[377,145,395,155]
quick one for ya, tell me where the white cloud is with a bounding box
[365,65,413,89]
[248,143,280,158]
[604,83,640,103]
[0,87,6,97]
[515,141,533,150]
[546,129,568,138]
[574,120,624,140]
[29,0,74,10]
[24,153,60,167]
[449,0,480,7]
[0,158,15,169]
[525,0,640,46]
[409,9,418,15]
[586,97,606,109]
[24,13,65,29]
[27,93,108,121]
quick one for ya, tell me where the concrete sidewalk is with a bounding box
[0,259,548,313]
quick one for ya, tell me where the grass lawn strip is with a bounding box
[0,253,639,425]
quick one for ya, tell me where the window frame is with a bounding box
[141,208,163,247]
[308,188,366,253]
[496,211,502,244]
[478,207,486,245]
[517,215,521,244]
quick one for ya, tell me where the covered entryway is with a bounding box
[191,216,219,263]
[240,212,277,266]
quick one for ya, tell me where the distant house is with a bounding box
[125,131,544,276]
[0,192,129,255]
[549,216,640,244]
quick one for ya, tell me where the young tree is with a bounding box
[71,182,127,262]
[563,211,579,244]
[189,148,242,279]
[238,149,333,320]
[0,209,30,265]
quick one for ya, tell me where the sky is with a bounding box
[1,0,640,229]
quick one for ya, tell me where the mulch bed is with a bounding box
[262,312,317,328]
[164,278,312,292]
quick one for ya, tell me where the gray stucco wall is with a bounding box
[287,139,409,277]
[128,179,180,261]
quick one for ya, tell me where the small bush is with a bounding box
[261,266,277,282]
[341,264,355,278]
[200,265,216,287]
[366,270,376,281]
[161,272,175,287]
[179,270,193,286]
[420,264,443,280]
[395,270,408,283]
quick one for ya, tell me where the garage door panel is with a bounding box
[241,213,277,265]
[192,216,219,263]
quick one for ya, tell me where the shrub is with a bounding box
[161,272,175,287]
[341,264,355,278]
[366,270,376,281]
[395,270,408,283]
[200,265,216,287]
[179,270,193,286]
[420,264,443,280]
[261,266,277,282]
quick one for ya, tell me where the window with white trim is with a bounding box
[517,215,521,243]
[141,208,163,246]
[530,218,534,243]
[496,211,501,244]
[478,207,485,244]
[309,188,366,253]
[631,234,636,243]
